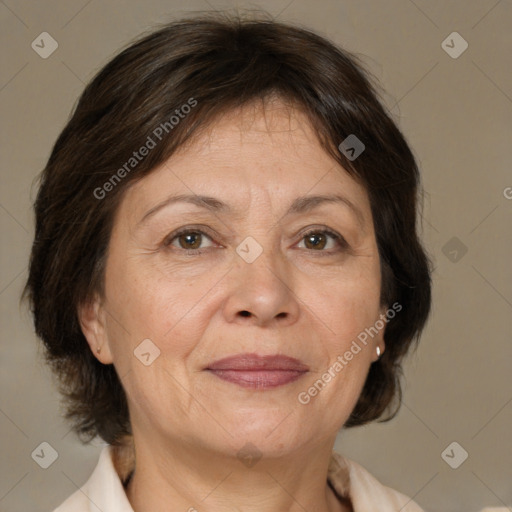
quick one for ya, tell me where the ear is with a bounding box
[375,304,388,360]
[77,294,114,364]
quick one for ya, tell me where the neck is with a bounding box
[124,435,351,512]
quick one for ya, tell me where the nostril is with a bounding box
[239,310,251,317]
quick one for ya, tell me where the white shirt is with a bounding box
[53,445,428,511]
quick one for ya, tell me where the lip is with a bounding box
[205,353,309,389]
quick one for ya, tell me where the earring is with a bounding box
[376,346,381,358]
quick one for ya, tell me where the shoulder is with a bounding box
[52,445,133,512]
[328,450,425,512]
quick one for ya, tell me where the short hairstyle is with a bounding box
[22,12,432,446]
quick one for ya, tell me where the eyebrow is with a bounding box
[138,193,365,228]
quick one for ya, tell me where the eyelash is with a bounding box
[163,226,348,256]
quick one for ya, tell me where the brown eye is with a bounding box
[298,229,346,252]
[177,232,202,250]
[165,229,215,253]
[305,232,328,250]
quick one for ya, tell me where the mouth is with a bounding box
[205,353,309,389]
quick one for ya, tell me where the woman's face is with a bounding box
[81,100,386,458]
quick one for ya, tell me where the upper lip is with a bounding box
[206,353,309,372]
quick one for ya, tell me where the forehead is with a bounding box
[178,99,339,170]
[118,99,371,225]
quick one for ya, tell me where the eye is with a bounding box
[164,228,216,253]
[297,229,347,252]
[163,226,347,255]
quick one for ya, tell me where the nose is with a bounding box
[222,247,301,328]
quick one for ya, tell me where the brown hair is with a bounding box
[21,12,432,446]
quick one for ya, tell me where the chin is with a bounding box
[213,414,313,458]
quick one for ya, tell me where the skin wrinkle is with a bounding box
[78,100,385,512]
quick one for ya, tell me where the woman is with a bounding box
[22,13,432,512]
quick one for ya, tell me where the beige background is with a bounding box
[1,1,511,511]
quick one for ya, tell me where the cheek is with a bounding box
[313,270,381,344]
[104,265,209,415]
[108,253,197,328]
[302,283,379,418]
[105,256,221,368]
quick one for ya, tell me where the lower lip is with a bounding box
[207,369,307,389]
